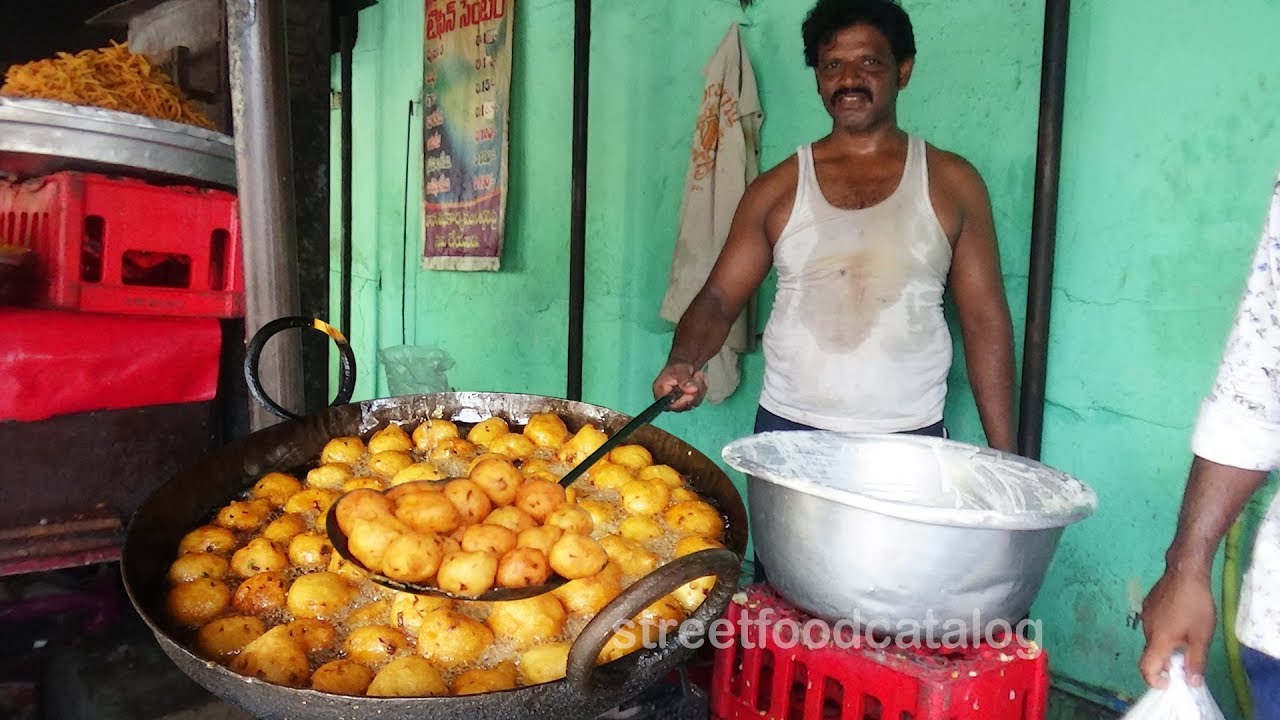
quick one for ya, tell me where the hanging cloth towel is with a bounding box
[659,22,763,404]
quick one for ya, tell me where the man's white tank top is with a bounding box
[759,136,954,432]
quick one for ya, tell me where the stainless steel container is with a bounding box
[722,431,1097,637]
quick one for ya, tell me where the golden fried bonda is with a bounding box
[231,571,289,615]
[496,547,552,589]
[311,659,375,696]
[367,656,448,697]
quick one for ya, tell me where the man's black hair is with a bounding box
[802,0,917,67]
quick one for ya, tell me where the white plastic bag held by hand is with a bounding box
[1123,654,1227,720]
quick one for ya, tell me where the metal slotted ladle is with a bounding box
[325,390,682,600]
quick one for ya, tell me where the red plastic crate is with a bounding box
[711,585,1049,720]
[0,172,243,318]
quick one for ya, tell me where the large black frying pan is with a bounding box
[120,391,748,720]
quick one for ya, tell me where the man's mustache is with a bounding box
[831,87,873,103]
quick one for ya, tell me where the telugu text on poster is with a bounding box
[421,0,513,271]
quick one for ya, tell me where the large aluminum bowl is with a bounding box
[722,431,1097,636]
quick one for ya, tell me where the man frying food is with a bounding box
[653,0,1017,454]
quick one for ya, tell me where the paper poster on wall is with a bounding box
[421,0,513,271]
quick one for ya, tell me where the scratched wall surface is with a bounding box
[332,0,1280,715]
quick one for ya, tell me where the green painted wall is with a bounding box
[332,0,1280,715]
[1034,1,1280,714]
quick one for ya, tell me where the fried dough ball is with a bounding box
[368,450,414,478]
[430,436,478,463]
[367,656,449,697]
[347,515,410,570]
[345,598,393,629]
[516,525,563,557]
[638,464,684,488]
[519,642,570,685]
[416,607,494,668]
[321,436,365,465]
[484,506,538,534]
[168,552,229,584]
[443,478,492,524]
[670,487,700,503]
[286,571,356,620]
[467,451,509,474]
[546,505,593,535]
[287,533,332,568]
[166,578,231,627]
[664,501,724,539]
[231,538,289,576]
[619,515,664,543]
[390,461,448,486]
[552,566,623,616]
[284,487,342,516]
[389,593,453,636]
[413,418,460,451]
[252,472,304,507]
[178,525,237,555]
[285,618,337,656]
[468,456,522,506]
[385,480,442,502]
[307,463,355,491]
[674,535,724,557]
[575,500,617,529]
[488,432,536,460]
[466,417,510,446]
[461,524,518,556]
[549,533,608,579]
[586,460,634,491]
[454,660,518,695]
[555,425,608,465]
[599,535,660,576]
[487,594,566,648]
[232,571,289,615]
[229,625,310,687]
[195,615,266,660]
[599,596,685,664]
[672,574,717,613]
[608,444,654,471]
[262,513,309,545]
[520,457,557,477]
[435,551,498,596]
[496,547,552,588]
[344,625,411,666]
[382,533,444,583]
[311,659,375,696]
[334,488,395,535]
[621,479,671,516]
[343,476,384,492]
[395,491,462,535]
[368,423,413,454]
[523,412,571,449]
[326,550,368,582]
[216,498,272,531]
[515,478,566,522]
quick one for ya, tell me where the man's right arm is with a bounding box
[1139,173,1280,686]
[654,174,779,410]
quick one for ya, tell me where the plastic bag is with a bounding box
[1122,654,1227,720]
[378,345,455,396]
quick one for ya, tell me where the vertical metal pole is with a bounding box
[339,12,356,339]
[227,0,304,429]
[566,0,590,401]
[1018,0,1071,460]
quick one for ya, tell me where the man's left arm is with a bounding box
[945,158,1017,453]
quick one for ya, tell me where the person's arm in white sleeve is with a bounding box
[1139,173,1280,688]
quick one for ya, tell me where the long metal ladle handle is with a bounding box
[556,390,681,488]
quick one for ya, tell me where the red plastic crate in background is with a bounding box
[0,172,243,318]
[711,585,1050,720]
